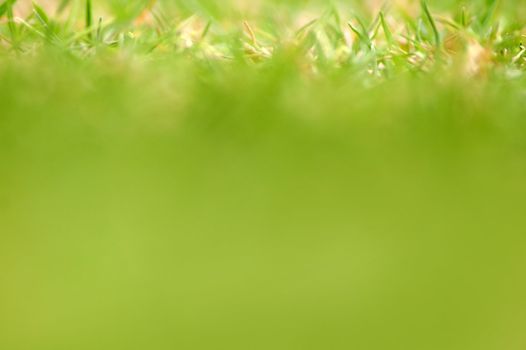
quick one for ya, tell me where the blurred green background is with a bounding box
[13,0,526,21]
[1,1,526,350]
[133,0,525,19]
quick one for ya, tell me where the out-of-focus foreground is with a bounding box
[1,1,526,350]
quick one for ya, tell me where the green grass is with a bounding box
[1,1,526,350]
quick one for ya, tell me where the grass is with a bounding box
[0,0,524,76]
[1,1,526,350]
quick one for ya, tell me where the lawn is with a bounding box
[1,1,526,350]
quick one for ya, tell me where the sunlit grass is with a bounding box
[0,0,524,79]
[1,1,526,350]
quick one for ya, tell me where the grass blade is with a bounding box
[480,0,499,31]
[200,20,212,41]
[421,1,440,47]
[96,16,102,42]
[348,17,372,49]
[86,0,93,40]
[380,12,394,47]
[0,1,7,18]
[6,0,17,43]
[33,1,50,27]
[461,6,468,28]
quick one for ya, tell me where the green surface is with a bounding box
[1,1,526,349]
